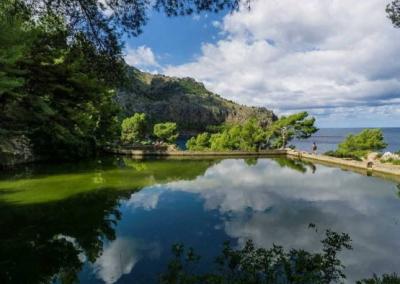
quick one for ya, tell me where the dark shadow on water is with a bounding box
[0,188,131,283]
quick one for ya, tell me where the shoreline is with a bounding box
[106,147,400,181]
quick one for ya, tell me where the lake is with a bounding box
[1,157,400,283]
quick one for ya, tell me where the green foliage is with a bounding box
[120,113,147,144]
[358,273,400,284]
[327,129,387,160]
[266,111,318,149]
[161,228,353,284]
[9,0,241,70]
[186,132,211,150]
[387,0,400,28]
[187,113,317,152]
[153,122,179,143]
[381,158,400,165]
[324,150,362,161]
[0,7,121,160]
[188,119,266,151]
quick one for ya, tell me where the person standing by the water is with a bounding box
[312,142,317,154]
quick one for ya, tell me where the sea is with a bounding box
[292,128,400,153]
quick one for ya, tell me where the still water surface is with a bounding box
[1,157,400,283]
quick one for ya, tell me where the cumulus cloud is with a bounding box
[126,187,164,210]
[125,45,160,71]
[93,238,161,284]
[133,159,400,282]
[164,0,400,125]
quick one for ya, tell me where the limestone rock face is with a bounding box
[0,135,36,167]
[118,67,277,133]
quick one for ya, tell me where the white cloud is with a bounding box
[93,238,161,284]
[133,159,400,282]
[125,45,160,70]
[164,0,400,126]
[126,186,164,210]
[98,0,113,17]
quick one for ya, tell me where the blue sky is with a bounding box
[124,11,226,66]
[123,0,400,128]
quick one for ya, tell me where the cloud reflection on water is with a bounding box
[93,238,161,284]
[127,158,400,282]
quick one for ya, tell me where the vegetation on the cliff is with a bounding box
[186,112,317,151]
[118,68,277,133]
[325,129,387,160]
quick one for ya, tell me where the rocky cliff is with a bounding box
[0,135,36,168]
[118,67,276,133]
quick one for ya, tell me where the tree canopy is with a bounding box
[0,4,120,160]
[186,113,318,151]
[6,0,246,68]
[326,129,387,160]
[387,0,400,28]
[120,113,147,144]
[266,111,318,149]
[153,122,179,143]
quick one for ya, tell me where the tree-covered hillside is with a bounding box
[118,67,277,133]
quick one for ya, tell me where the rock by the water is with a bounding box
[0,135,36,167]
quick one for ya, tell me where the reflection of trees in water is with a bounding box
[273,158,317,174]
[0,189,129,283]
[0,157,220,283]
[161,228,400,284]
[161,228,353,283]
[397,184,400,198]
[244,158,258,166]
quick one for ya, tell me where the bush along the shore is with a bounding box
[120,113,148,144]
[119,113,179,146]
[325,129,387,160]
[186,112,318,151]
[153,122,179,144]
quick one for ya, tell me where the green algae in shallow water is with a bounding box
[0,157,218,204]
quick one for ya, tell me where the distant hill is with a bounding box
[117,67,277,133]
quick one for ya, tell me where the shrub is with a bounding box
[330,129,387,159]
[186,113,317,152]
[325,150,362,161]
[153,122,179,143]
[381,158,400,165]
[186,132,210,150]
[120,113,147,144]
